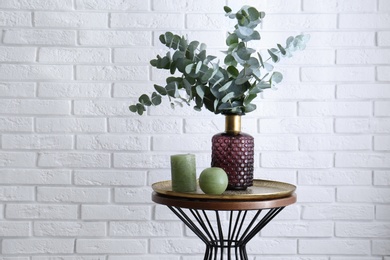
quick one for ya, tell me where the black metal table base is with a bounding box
[168,206,285,260]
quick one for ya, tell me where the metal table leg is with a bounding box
[167,206,285,259]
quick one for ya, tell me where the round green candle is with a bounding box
[170,154,196,192]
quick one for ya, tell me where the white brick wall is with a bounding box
[0,0,389,258]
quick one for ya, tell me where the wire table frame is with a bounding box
[152,192,296,260]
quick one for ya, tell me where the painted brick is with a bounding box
[337,84,390,99]
[75,0,149,11]
[376,205,390,220]
[0,169,71,184]
[373,240,390,255]
[374,171,390,186]
[337,49,390,65]
[336,153,390,168]
[39,48,110,63]
[34,12,107,28]
[0,152,36,167]
[114,187,152,203]
[37,187,110,203]
[34,222,106,237]
[0,65,72,80]
[302,66,375,82]
[307,32,375,47]
[38,152,110,168]
[261,152,333,168]
[186,14,231,30]
[302,205,374,220]
[263,14,337,30]
[0,186,35,201]
[6,204,78,219]
[0,82,35,97]
[297,187,335,203]
[378,31,390,46]
[336,222,390,238]
[150,238,204,254]
[0,47,36,62]
[32,256,105,260]
[81,205,150,220]
[303,0,376,12]
[263,84,335,100]
[335,118,390,133]
[374,136,390,151]
[36,118,107,133]
[246,239,297,254]
[299,101,371,116]
[260,118,333,134]
[0,0,73,10]
[0,11,31,26]
[77,239,147,254]
[77,134,149,151]
[113,48,159,64]
[114,153,169,168]
[228,0,301,13]
[2,239,74,254]
[0,222,30,236]
[340,14,390,29]
[74,170,146,186]
[110,221,182,237]
[152,135,209,151]
[74,100,133,116]
[337,187,390,203]
[79,31,151,46]
[109,117,182,134]
[261,221,333,237]
[0,99,70,115]
[2,134,73,149]
[298,170,372,185]
[0,117,33,132]
[109,256,177,260]
[375,101,390,116]
[254,101,297,117]
[112,13,184,29]
[299,135,371,151]
[3,29,76,45]
[152,0,225,12]
[38,82,111,98]
[380,0,390,11]
[299,239,370,255]
[76,65,148,81]
[255,135,298,151]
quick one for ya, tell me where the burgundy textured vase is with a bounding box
[211,114,254,190]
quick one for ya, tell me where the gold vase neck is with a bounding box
[225,114,241,135]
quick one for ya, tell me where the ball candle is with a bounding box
[170,154,197,192]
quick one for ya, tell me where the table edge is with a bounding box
[152,192,297,210]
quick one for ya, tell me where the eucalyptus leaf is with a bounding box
[130,5,309,115]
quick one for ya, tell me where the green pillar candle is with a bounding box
[170,154,196,192]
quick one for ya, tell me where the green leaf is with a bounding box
[151,92,162,106]
[244,103,257,113]
[277,44,286,55]
[129,105,137,113]
[196,85,205,99]
[222,92,235,103]
[224,54,237,66]
[267,49,280,63]
[154,84,167,95]
[226,33,239,46]
[195,61,202,74]
[247,7,260,21]
[224,6,232,13]
[271,71,283,84]
[139,94,152,106]
[136,103,146,115]
[244,93,257,105]
[185,63,194,74]
[227,66,239,77]
[218,80,233,92]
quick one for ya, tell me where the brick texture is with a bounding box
[0,0,389,258]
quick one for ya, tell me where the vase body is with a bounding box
[211,114,254,190]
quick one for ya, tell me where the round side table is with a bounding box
[152,180,296,260]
